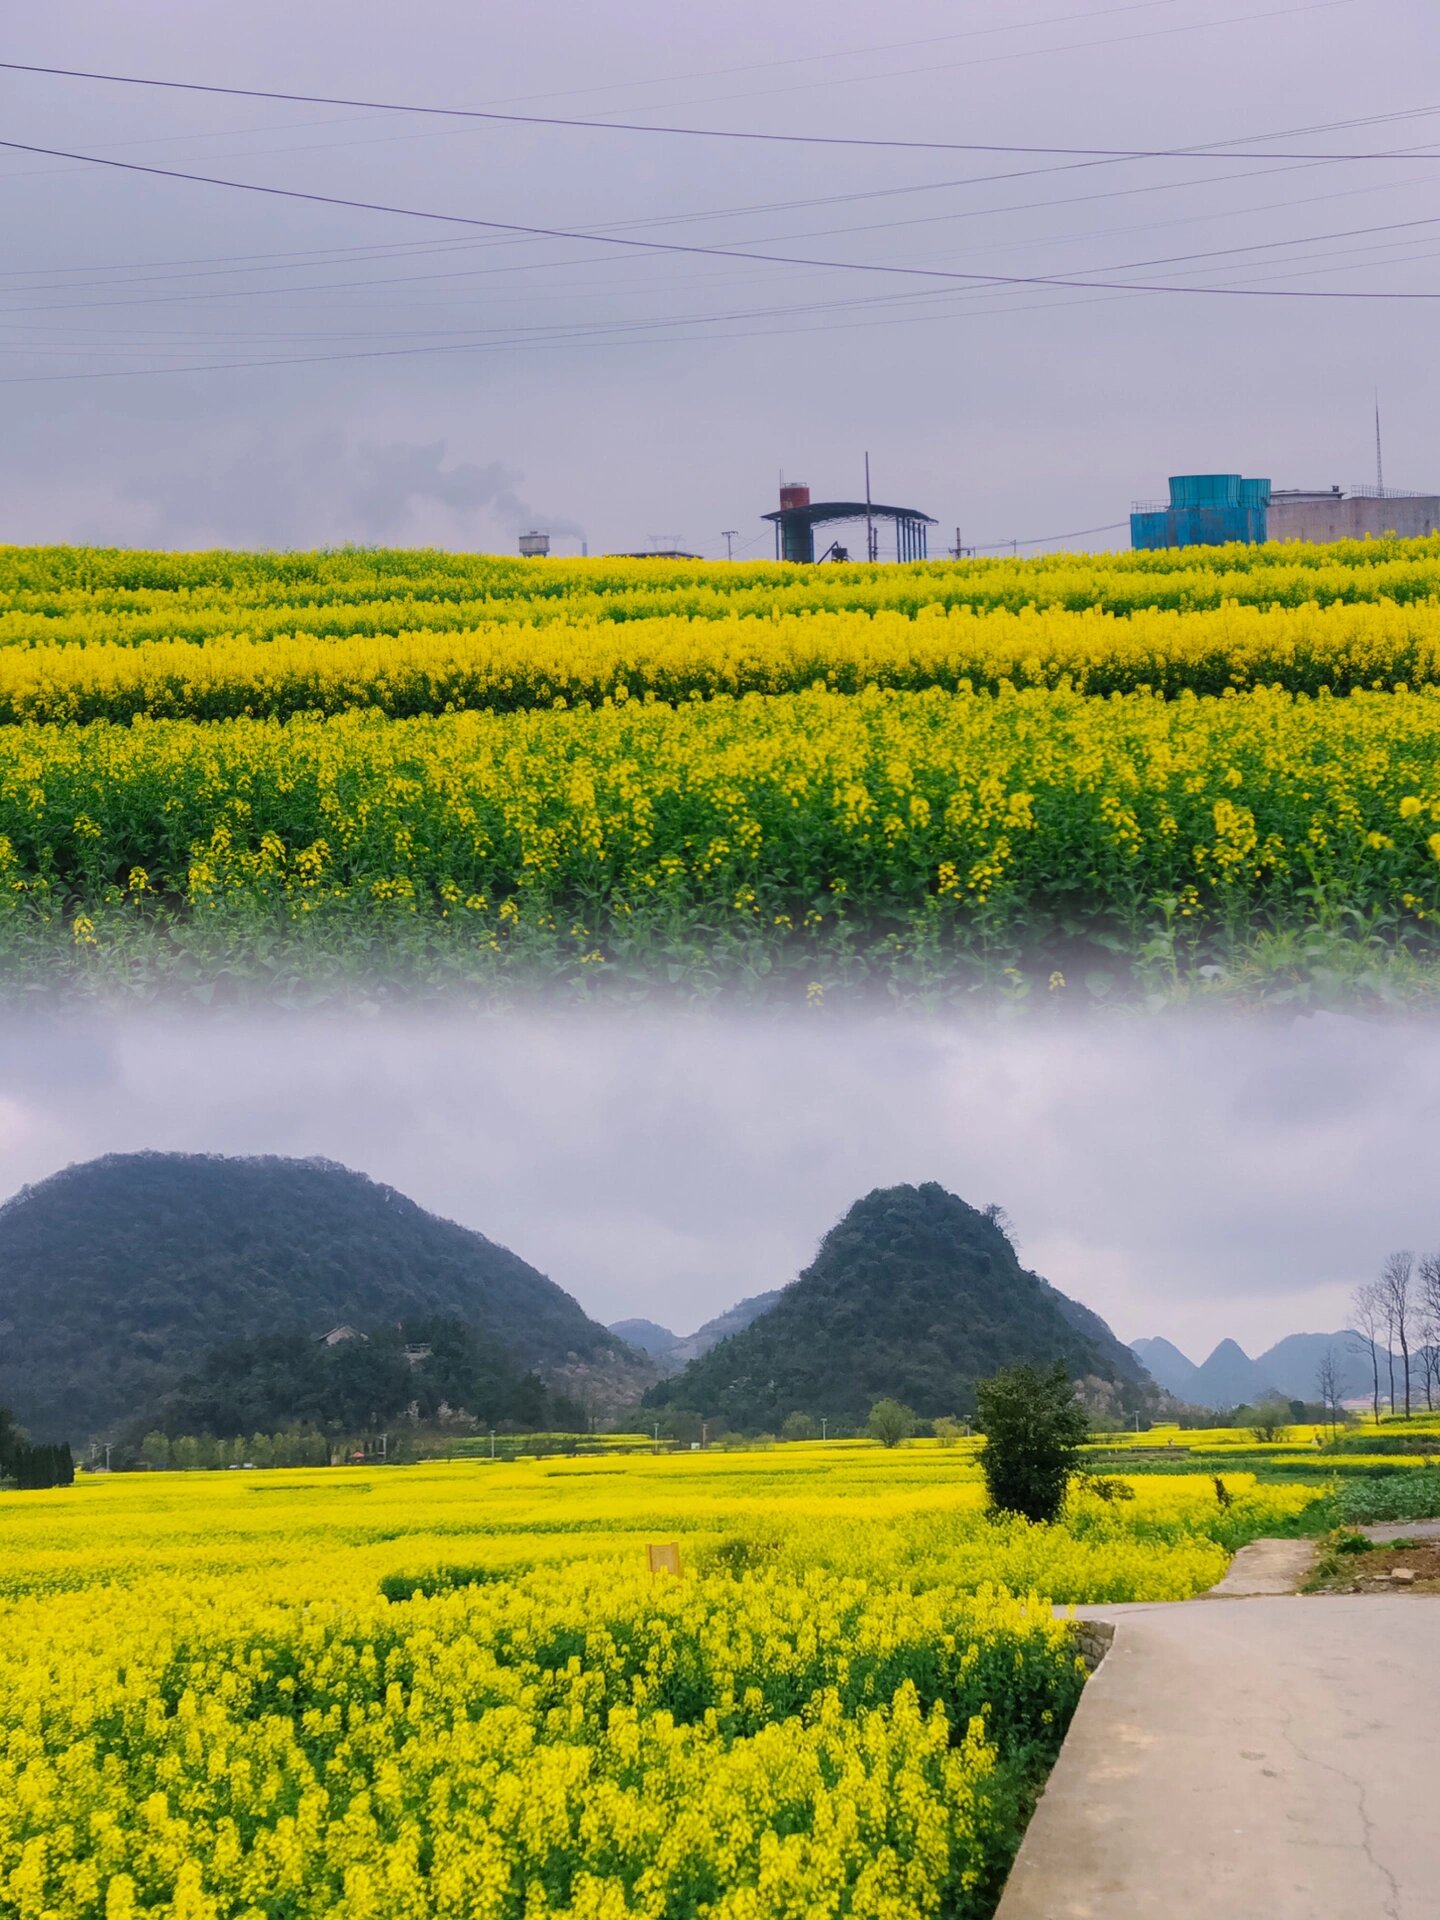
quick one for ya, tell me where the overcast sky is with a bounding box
[1,1008,1436,1362]
[1,0,1437,558]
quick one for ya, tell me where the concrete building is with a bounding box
[1267,486,1440,543]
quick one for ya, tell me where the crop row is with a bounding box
[5,536,1440,640]
[0,684,1436,991]
[3,599,1440,722]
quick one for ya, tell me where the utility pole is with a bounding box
[653,1421,660,1454]
[103,1443,111,1472]
[489,1428,496,1460]
[721,529,739,561]
[864,452,877,564]
[821,1418,827,1442]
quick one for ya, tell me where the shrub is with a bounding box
[977,1363,1090,1524]
[867,1399,917,1449]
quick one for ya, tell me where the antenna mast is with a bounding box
[1375,391,1385,496]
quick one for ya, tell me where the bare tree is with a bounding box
[1419,1253,1440,1414]
[1350,1280,1385,1427]
[982,1202,1019,1253]
[1315,1346,1341,1439]
[1379,1251,1414,1420]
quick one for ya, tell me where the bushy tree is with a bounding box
[933,1416,964,1448]
[976,1362,1089,1524]
[1248,1403,1290,1444]
[867,1398,916,1449]
[781,1411,819,1441]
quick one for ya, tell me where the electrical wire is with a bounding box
[4,34,1432,165]
[2,137,1438,308]
[972,522,1132,551]
[3,96,1436,308]
[7,217,1440,388]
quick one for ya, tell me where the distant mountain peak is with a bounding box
[609,1318,679,1358]
[648,1182,1147,1428]
[1132,1326,1397,1409]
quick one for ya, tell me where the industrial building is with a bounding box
[1130,475,1271,550]
[1132,474,1440,550]
[1267,486,1440,543]
[762,483,936,563]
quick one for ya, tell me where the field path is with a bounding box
[997,1581,1440,1919]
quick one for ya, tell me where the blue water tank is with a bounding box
[1169,474,1241,509]
[1133,473,1271,548]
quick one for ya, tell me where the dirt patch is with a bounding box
[1311,1541,1440,1594]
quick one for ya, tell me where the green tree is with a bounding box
[172,1434,200,1472]
[140,1430,171,1471]
[933,1416,964,1448]
[1248,1403,1290,1444]
[976,1362,1089,1524]
[781,1411,819,1441]
[867,1398,916,1449]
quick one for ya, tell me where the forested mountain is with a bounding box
[647,1183,1151,1429]
[145,1318,581,1441]
[667,1291,785,1370]
[612,1291,786,1376]
[0,1153,648,1442]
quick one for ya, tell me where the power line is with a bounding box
[3,47,1435,164]
[973,521,1130,551]
[5,202,1436,353]
[2,137,1438,307]
[7,215,1440,388]
[2,99,1434,302]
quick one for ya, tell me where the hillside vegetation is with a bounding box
[0,1153,645,1442]
[648,1183,1151,1428]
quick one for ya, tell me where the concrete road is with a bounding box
[996,1596,1440,1920]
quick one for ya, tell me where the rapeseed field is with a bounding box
[4,538,1440,1001]
[0,1449,1322,1918]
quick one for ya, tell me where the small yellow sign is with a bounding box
[646,1541,682,1577]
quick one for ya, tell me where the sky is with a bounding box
[1,1007,1437,1361]
[1,0,1438,558]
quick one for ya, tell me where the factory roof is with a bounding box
[761,499,937,528]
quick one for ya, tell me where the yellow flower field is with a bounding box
[4,539,1440,999]
[8,596,1440,723]
[0,1450,1322,1919]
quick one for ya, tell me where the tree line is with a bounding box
[1348,1252,1440,1423]
[0,1407,75,1490]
